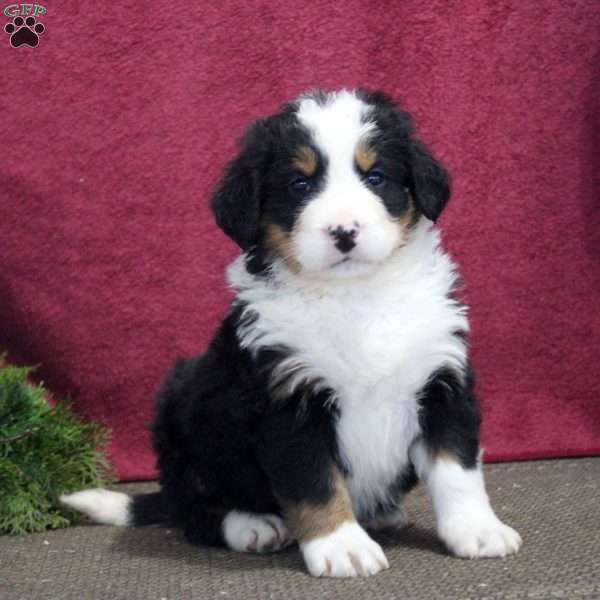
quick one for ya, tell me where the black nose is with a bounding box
[328,225,358,254]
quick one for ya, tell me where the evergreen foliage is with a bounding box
[0,356,111,534]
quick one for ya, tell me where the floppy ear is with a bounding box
[408,140,451,222]
[357,90,451,222]
[211,121,270,251]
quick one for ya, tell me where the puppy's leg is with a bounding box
[257,402,388,578]
[180,500,291,553]
[222,511,292,553]
[412,367,522,559]
[286,469,388,577]
[411,443,521,558]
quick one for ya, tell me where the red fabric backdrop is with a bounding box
[1,1,599,480]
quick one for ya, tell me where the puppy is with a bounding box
[62,89,522,578]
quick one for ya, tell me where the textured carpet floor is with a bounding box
[1,458,598,600]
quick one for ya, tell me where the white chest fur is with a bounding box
[229,223,469,518]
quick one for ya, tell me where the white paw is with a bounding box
[222,511,292,553]
[440,512,522,559]
[301,521,389,578]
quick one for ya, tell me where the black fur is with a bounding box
[255,393,341,505]
[418,363,481,469]
[134,306,344,546]
[127,90,479,551]
[148,310,279,545]
[131,492,168,526]
[407,139,451,222]
[211,121,272,252]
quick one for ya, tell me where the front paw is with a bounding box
[439,512,522,559]
[301,521,389,578]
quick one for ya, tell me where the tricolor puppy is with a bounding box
[62,89,522,578]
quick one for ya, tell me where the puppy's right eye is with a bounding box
[290,176,311,194]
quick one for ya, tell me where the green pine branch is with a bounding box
[0,355,112,535]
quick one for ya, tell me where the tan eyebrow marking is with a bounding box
[292,146,317,177]
[355,140,378,172]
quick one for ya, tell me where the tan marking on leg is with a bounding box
[293,146,317,177]
[283,468,356,542]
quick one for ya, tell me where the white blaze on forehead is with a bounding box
[291,91,401,275]
[296,91,375,175]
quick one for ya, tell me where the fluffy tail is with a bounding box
[60,489,167,527]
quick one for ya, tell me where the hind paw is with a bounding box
[223,511,292,553]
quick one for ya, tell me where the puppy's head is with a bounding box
[212,89,450,277]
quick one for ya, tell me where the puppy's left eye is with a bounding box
[365,170,385,187]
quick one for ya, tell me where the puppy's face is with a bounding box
[213,90,450,278]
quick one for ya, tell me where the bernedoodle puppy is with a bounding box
[62,89,522,578]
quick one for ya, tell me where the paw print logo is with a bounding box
[4,16,45,48]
